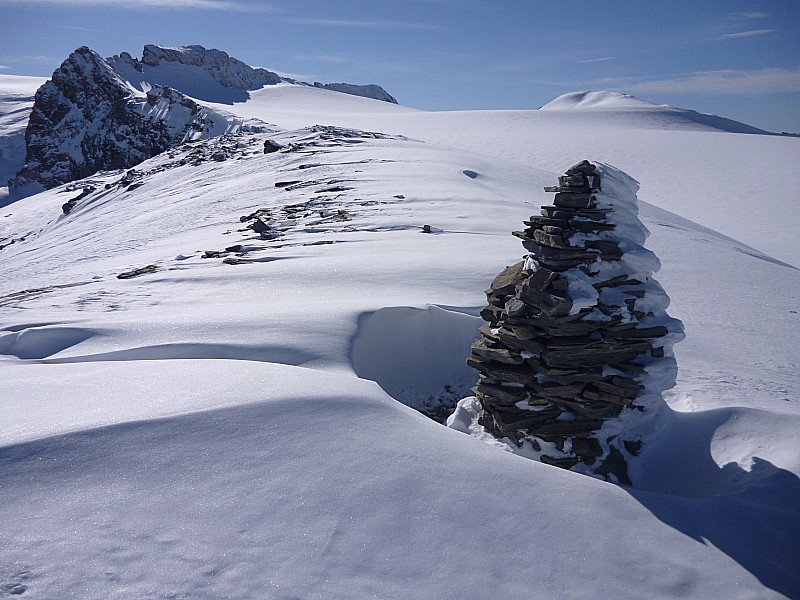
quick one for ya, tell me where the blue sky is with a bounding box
[1,0,798,132]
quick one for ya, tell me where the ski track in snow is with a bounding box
[0,79,799,599]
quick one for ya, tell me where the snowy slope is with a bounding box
[0,75,47,192]
[208,87,799,268]
[1,87,799,599]
[539,90,772,134]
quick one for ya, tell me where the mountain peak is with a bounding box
[9,46,239,195]
[138,44,282,90]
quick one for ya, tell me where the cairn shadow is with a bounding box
[625,407,800,598]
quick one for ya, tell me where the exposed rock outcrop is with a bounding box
[459,160,683,484]
[9,47,237,195]
[109,44,398,104]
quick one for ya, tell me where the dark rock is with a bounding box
[263,139,282,153]
[540,455,581,469]
[490,260,526,295]
[248,218,278,239]
[117,264,158,279]
[571,437,603,457]
[594,446,631,485]
[553,192,596,209]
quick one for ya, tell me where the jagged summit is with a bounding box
[539,90,770,134]
[9,46,240,196]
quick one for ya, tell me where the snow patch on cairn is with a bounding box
[448,160,684,485]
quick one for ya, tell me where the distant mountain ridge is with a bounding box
[108,44,397,104]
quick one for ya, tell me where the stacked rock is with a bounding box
[466,160,683,484]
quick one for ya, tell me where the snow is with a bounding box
[0,75,47,192]
[540,90,669,110]
[1,76,799,599]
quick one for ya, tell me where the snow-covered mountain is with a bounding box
[2,44,398,197]
[1,49,799,600]
[540,90,772,134]
[8,47,245,196]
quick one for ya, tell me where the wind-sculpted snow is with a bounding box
[351,305,480,420]
[0,87,798,599]
[540,90,771,134]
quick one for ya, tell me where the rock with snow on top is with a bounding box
[464,160,684,485]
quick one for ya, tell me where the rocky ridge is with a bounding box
[7,44,399,196]
[8,47,240,196]
[110,44,397,103]
[465,160,684,484]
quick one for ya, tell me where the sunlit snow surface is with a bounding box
[1,85,799,599]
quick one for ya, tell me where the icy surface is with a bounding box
[1,81,799,599]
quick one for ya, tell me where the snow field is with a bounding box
[1,85,799,598]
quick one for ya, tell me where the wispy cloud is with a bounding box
[719,29,777,40]
[0,65,9,70]
[727,11,769,20]
[623,68,800,95]
[58,24,112,34]
[0,0,276,11]
[576,57,616,64]
[283,17,434,30]
[0,55,59,64]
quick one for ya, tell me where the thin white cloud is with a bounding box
[0,55,58,63]
[576,57,616,64]
[719,29,777,40]
[623,68,800,95]
[0,65,9,70]
[58,24,112,34]
[284,17,434,30]
[0,0,276,11]
[727,11,769,20]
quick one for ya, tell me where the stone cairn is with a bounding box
[466,160,682,484]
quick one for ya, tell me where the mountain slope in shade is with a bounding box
[540,91,771,134]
